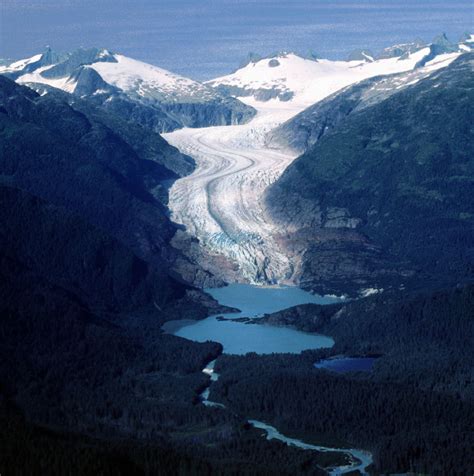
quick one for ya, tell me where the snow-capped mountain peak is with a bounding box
[88,54,215,103]
[206,35,471,110]
[0,46,256,132]
[5,47,226,105]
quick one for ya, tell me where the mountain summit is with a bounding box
[0,47,256,132]
[206,35,470,108]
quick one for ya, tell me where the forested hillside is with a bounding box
[267,53,474,296]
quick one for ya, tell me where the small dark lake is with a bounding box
[315,357,378,374]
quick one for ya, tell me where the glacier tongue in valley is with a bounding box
[164,101,302,283]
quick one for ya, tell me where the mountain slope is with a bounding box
[0,183,231,468]
[0,75,175,260]
[0,75,243,470]
[266,53,474,296]
[0,75,225,288]
[266,62,458,154]
[2,47,256,132]
[0,184,166,312]
[30,82,195,178]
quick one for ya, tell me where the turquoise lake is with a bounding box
[162,284,341,355]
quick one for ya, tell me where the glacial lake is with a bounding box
[162,284,342,355]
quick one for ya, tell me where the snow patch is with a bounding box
[360,288,384,298]
[90,54,216,102]
[17,65,78,93]
[0,54,42,73]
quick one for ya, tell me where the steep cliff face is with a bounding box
[158,97,255,128]
[266,54,474,296]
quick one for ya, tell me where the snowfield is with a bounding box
[164,50,463,283]
[12,50,222,104]
[205,48,458,106]
[15,65,79,93]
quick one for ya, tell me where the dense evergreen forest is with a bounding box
[2,404,340,476]
[0,185,342,475]
[213,353,474,474]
